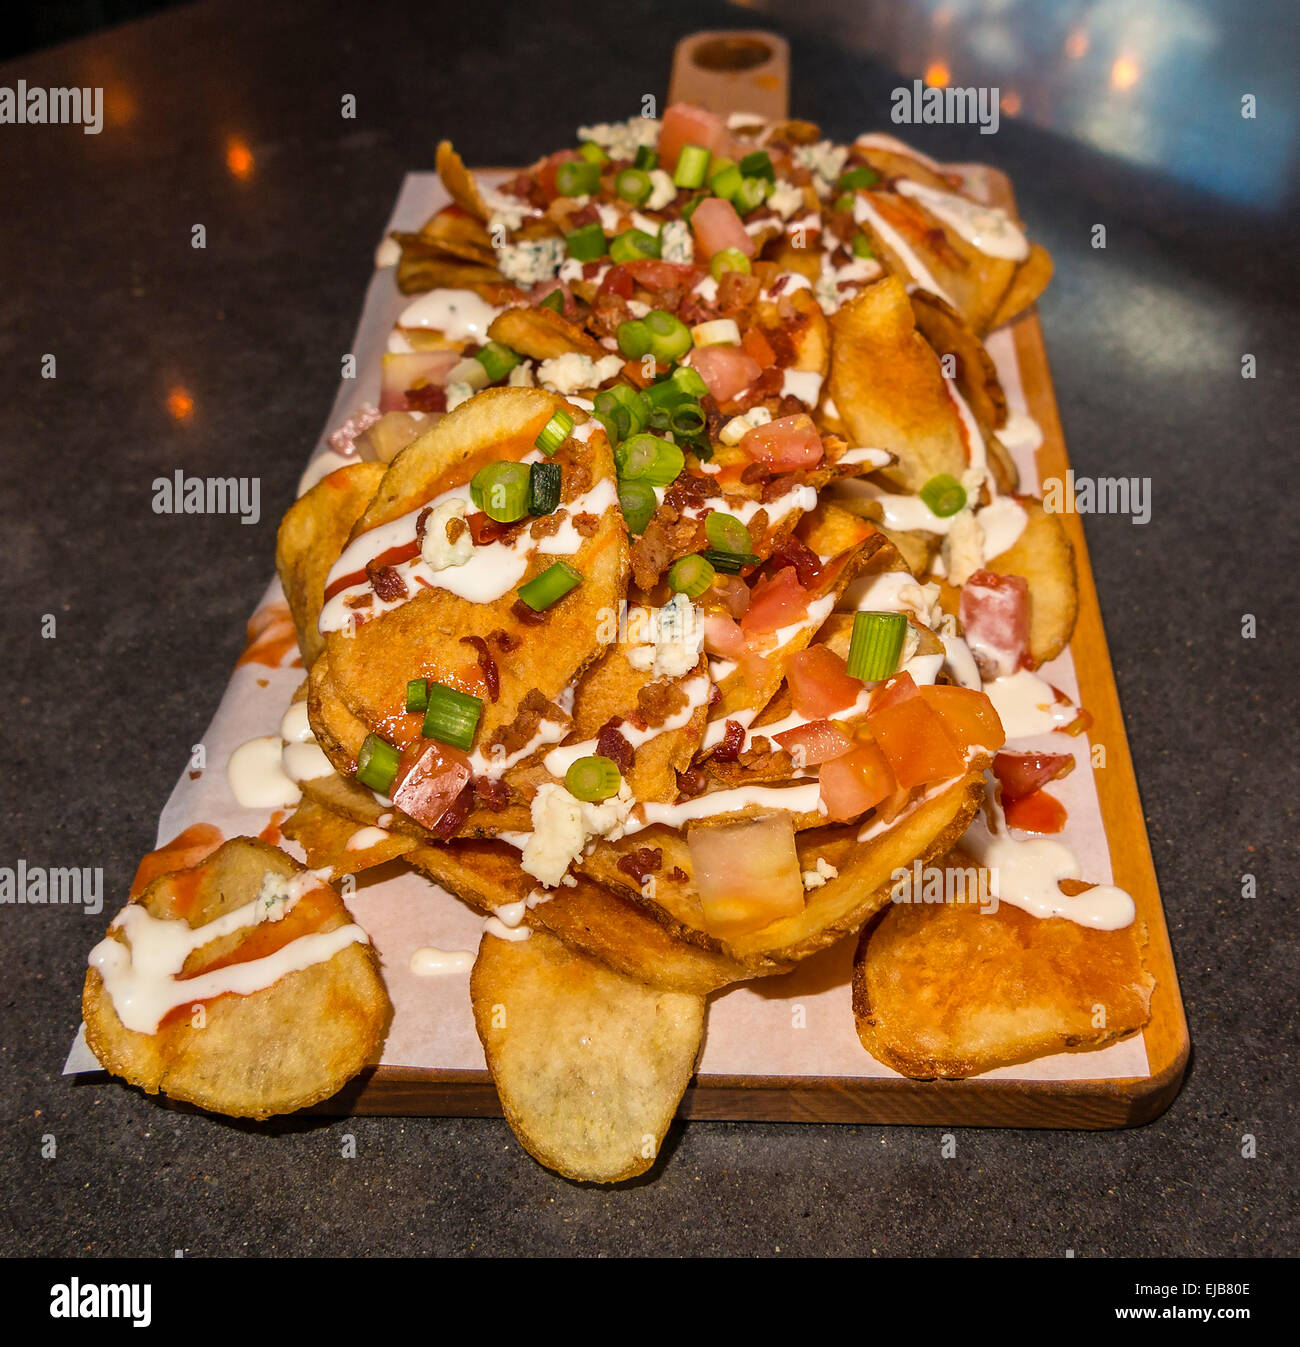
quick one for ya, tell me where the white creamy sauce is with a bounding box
[781,369,824,405]
[840,569,941,625]
[895,178,1030,261]
[345,826,390,852]
[386,330,416,354]
[682,482,816,533]
[630,781,825,833]
[997,410,1043,454]
[853,195,956,307]
[468,710,572,779]
[277,702,334,784]
[227,735,301,809]
[88,871,367,1034]
[762,272,813,303]
[484,915,532,942]
[978,496,1028,559]
[984,670,1077,739]
[836,447,893,469]
[854,132,947,174]
[942,376,991,491]
[409,946,475,976]
[964,808,1136,930]
[397,289,502,341]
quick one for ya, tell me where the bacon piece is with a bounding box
[636,678,689,728]
[366,561,408,602]
[960,570,1030,679]
[571,512,600,537]
[664,472,720,511]
[675,768,708,799]
[768,536,823,588]
[432,782,474,838]
[741,461,772,486]
[711,719,746,763]
[473,775,510,810]
[416,506,433,544]
[489,628,521,652]
[595,718,635,774]
[617,847,663,884]
[460,635,500,702]
[669,866,689,883]
[405,384,447,413]
[761,471,803,503]
[445,516,467,545]
[510,598,546,627]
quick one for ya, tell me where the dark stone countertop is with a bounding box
[1,0,1295,1257]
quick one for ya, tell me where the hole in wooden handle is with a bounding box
[691,36,774,73]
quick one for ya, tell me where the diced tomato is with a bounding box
[703,611,747,659]
[741,567,810,635]
[392,741,471,830]
[818,742,896,822]
[536,149,581,201]
[710,573,751,618]
[868,670,919,714]
[1004,788,1068,834]
[959,570,1030,678]
[687,344,762,403]
[785,645,864,718]
[658,103,730,170]
[379,350,461,413]
[597,264,636,299]
[774,719,854,768]
[866,692,966,788]
[993,751,1074,802]
[622,258,704,291]
[738,414,824,470]
[919,684,1006,755]
[690,196,756,259]
[742,326,777,367]
[689,815,805,939]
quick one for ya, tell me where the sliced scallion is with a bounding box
[422,683,483,751]
[474,341,521,383]
[356,734,400,794]
[710,247,751,280]
[518,560,583,611]
[680,192,707,224]
[616,318,653,360]
[405,678,429,714]
[564,754,622,803]
[847,611,908,682]
[700,548,759,574]
[704,511,752,555]
[565,221,607,261]
[667,553,715,599]
[537,288,565,314]
[633,145,658,171]
[837,165,880,192]
[578,140,609,166]
[670,365,710,400]
[739,150,775,182]
[850,232,875,260]
[615,167,652,205]
[470,461,531,522]
[593,384,649,445]
[529,461,562,516]
[708,157,742,201]
[617,479,657,535]
[615,433,684,486]
[534,408,574,455]
[669,402,706,436]
[555,159,601,196]
[732,176,770,216]
[643,309,692,363]
[919,473,967,518]
[609,227,662,264]
[673,143,711,189]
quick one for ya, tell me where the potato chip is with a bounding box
[471,927,704,1182]
[435,140,491,221]
[487,304,610,361]
[986,495,1078,665]
[909,289,1008,433]
[281,795,417,880]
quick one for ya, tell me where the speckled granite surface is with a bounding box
[1,0,1295,1257]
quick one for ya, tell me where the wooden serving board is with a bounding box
[303,33,1189,1127]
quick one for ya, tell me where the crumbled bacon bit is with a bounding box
[707,682,722,708]
[473,775,510,810]
[571,511,600,537]
[664,473,720,511]
[563,463,592,502]
[741,461,772,486]
[432,782,473,838]
[567,203,600,229]
[489,687,569,757]
[460,635,500,702]
[768,274,789,296]
[762,471,803,503]
[778,394,806,417]
[511,598,546,626]
[636,678,689,728]
[489,628,521,652]
[446,516,468,545]
[367,561,408,602]
[467,511,526,546]
[529,510,567,541]
[405,384,447,413]
[595,718,634,773]
[416,506,433,544]
[700,393,724,440]
[669,866,688,883]
[711,719,746,763]
[769,535,823,587]
[345,593,374,610]
[675,768,708,798]
[617,847,663,883]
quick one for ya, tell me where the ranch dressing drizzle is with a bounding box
[628,780,826,833]
[836,447,893,468]
[780,369,824,405]
[963,801,1136,930]
[942,377,992,491]
[397,289,503,341]
[345,826,390,851]
[484,916,532,942]
[853,195,956,308]
[543,674,711,777]
[854,132,948,175]
[227,736,301,809]
[279,702,334,784]
[895,178,1030,261]
[983,670,1078,739]
[88,872,368,1034]
[680,482,817,531]
[409,946,475,976]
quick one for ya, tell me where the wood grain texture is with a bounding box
[668,31,790,121]
[301,35,1188,1128]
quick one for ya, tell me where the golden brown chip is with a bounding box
[471,927,704,1183]
[83,837,390,1119]
[987,242,1053,330]
[435,140,490,221]
[276,461,386,667]
[853,870,1153,1078]
[487,303,609,361]
[281,796,417,880]
[986,495,1078,665]
[393,231,502,294]
[418,208,496,262]
[909,289,1008,431]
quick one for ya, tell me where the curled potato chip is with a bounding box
[986,495,1078,665]
[909,289,1008,432]
[487,304,609,361]
[435,140,491,221]
[853,855,1153,1078]
[987,242,1053,330]
[281,795,417,881]
[471,927,705,1183]
[276,461,386,667]
[83,838,390,1119]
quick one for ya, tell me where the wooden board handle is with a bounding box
[668,30,790,121]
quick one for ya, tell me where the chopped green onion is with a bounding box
[643,309,692,363]
[537,288,565,314]
[518,560,583,611]
[834,192,855,213]
[422,682,483,751]
[691,318,741,347]
[474,341,521,383]
[667,553,715,599]
[847,611,908,681]
[701,548,759,574]
[535,408,574,455]
[593,384,649,445]
[732,176,770,216]
[405,678,429,714]
[680,192,708,225]
[615,433,684,486]
[710,247,751,280]
[850,232,875,260]
[609,227,662,264]
[565,754,622,803]
[837,165,880,192]
[617,479,657,535]
[578,140,609,165]
[708,157,743,201]
[616,318,653,360]
[634,145,659,171]
[556,159,602,196]
[643,378,689,412]
[673,144,711,189]
[919,473,967,518]
[704,511,752,555]
[669,402,706,436]
[356,734,400,794]
[529,461,562,516]
[670,365,710,400]
[470,461,531,522]
[615,167,652,205]
[565,221,607,261]
[739,150,775,182]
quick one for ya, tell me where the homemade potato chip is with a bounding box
[471,927,705,1183]
[487,304,609,361]
[986,496,1078,665]
[83,838,389,1118]
[281,795,418,880]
